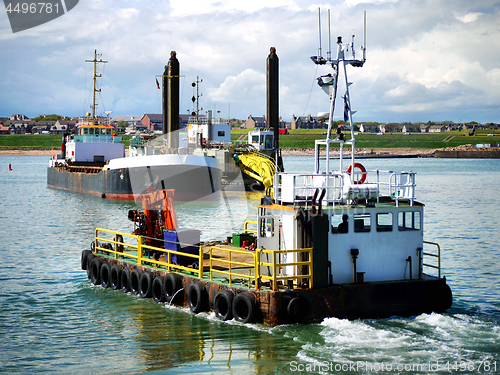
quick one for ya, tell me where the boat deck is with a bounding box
[94,238,313,292]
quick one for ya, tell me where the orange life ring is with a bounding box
[345,162,367,184]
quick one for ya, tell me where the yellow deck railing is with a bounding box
[94,228,313,290]
[244,220,258,234]
[258,248,313,290]
[95,228,203,278]
[423,241,441,278]
[208,246,257,288]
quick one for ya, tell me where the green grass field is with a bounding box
[0,134,133,150]
[1,130,498,150]
[231,128,499,149]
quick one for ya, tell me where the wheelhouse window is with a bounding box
[331,214,348,234]
[376,213,393,232]
[398,211,421,231]
[354,214,370,233]
[265,135,273,149]
[218,131,225,137]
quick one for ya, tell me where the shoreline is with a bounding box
[1,145,499,158]
[0,148,435,157]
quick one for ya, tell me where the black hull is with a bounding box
[47,165,221,201]
[83,253,452,326]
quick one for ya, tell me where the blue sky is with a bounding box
[1,0,499,123]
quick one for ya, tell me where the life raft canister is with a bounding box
[345,162,367,184]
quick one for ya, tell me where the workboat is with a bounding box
[80,18,452,326]
[47,51,221,202]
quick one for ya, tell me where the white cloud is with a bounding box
[457,12,482,23]
[170,0,299,17]
[208,69,265,103]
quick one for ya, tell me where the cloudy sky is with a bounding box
[1,0,499,123]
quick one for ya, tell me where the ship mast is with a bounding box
[311,10,366,178]
[86,50,108,121]
[191,76,203,125]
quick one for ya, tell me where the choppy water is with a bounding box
[1,156,499,374]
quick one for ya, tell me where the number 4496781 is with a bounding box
[5,2,60,14]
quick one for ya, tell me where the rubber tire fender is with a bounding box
[139,272,153,298]
[86,253,95,279]
[214,290,234,321]
[188,281,208,313]
[287,296,310,323]
[164,273,183,303]
[130,269,143,295]
[110,264,122,290]
[152,276,165,303]
[121,267,131,293]
[100,262,112,288]
[90,258,103,286]
[81,250,91,270]
[232,292,256,323]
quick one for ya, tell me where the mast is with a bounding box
[85,50,107,121]
[311,9,366,177]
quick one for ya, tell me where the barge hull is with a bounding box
[89,255,452,326]
[48,165,221,201]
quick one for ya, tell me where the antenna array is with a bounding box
[311,9,366,67]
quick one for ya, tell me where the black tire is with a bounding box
[100,262,111,288]
[214,290,234,321]
[81,250,91,270]
[86,253,95,279]
[188,281,208,313]
[164,273,183,303]
[287,296,310,323]
[121,267,131,293]
[130,269,143,295]
[152,276,165,303]
[233,292,256,323]
[90,258,103,286]
[139,272,153,298]
[110,264,122,290]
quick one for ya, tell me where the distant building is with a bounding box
[10,114,28,121]
[420,124,430,133]
[32,124,51,134]
[380,124,402,133]
[50,120,77,134]
[402,124,420,133]
[0,124,10,134]
[291,114,324,129]
[244,115,266,129]
[111,115,143,127]
[142,114,163,132]
[54,120,77,133]
[359,123,379,133]
[428,125,447,133]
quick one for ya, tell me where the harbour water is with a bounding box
[1,155,499,374]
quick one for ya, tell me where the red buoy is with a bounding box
[8,164,12,171]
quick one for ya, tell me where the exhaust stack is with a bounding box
[163,51,180,151]
[266,47,280,166]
